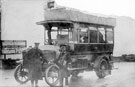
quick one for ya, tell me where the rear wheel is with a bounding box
[95,58,109,78]
[45,64,59,86]
[14,64,29,84]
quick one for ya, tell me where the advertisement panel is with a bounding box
[1,40,27,54]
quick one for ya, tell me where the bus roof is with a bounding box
[38,8,116,27]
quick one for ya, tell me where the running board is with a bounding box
[68,67,87,71]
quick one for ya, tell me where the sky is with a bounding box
[1,0,135,56]
[55,0,135,19]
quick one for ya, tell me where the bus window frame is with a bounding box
[77,24,114,44]
[106,27,114,44]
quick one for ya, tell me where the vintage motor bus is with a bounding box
[14,8,116,86]
[38,8,116,86]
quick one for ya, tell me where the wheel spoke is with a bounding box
[48,77,53,83]
[21,76,23,81]
[100,61,107,76]
[45,65,59,86]
[18,70,28,82]
[17,71,20,75]
[47,74,58,83]
[24,76,27,80]
[52,77,55,83]
[101,65,105,70]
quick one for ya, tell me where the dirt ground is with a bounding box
[0,62,135,87]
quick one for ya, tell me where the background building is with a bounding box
[0,0,2,55]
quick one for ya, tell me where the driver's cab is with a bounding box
[42,21,75,46]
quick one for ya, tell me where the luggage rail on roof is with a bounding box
[41,8,116,27]
[36,20,72,25]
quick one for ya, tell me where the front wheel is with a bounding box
[95,58,110,78]
[14,64,29,84]
[45,64,59,87]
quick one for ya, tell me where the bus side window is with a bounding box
[89,27,97,43]
[79,28,88,43]
[106,28,113,43]
[98,27,105,43]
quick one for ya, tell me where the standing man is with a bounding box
[27,43,47,87]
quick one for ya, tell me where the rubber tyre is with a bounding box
[14,64,29,84]
[45,64,59,87]
[95,58,109,78]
